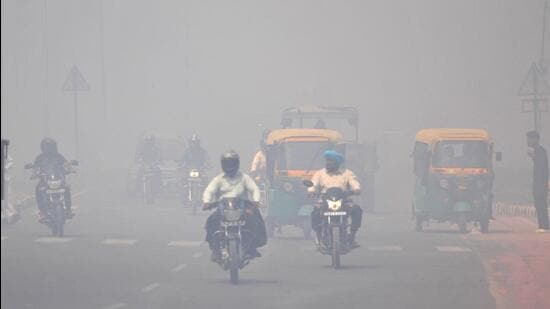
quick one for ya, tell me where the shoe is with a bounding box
[535,229,549,233]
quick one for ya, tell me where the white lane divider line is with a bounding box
[35,237,72,243]
[141,282,160,293]
[101,302,127,309]
[168,240,203,248]
[1,236,7,241]
[192,252,203,259]
[101,238,137,245]
[367,245,403,252]
[171,264,188,272]
[436,246,472,252]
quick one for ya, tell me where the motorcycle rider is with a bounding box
[203,150,267,262]
[181,134,211,171]
[32,138,74,222]
[134,133,162,193]
[308,150,363,248]
[250,129,271,182]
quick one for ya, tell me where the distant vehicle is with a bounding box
[126,132,185,198]
[184,168,206,215]
[412,128,501,233]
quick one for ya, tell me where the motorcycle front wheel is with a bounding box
[52,203,65,237]
[331,226,341,269]
[228,240,240,284]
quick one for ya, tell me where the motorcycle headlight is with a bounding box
[327,199,342,211]
[282,182,293,192]
[189,170,200,178]
[439,179,449,189]
[47,179,62,189]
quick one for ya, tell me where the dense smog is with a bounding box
[1,1,549,308]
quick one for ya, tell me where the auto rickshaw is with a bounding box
[280,106,378,212]
[264,128,344,238]
[412,128,500,233]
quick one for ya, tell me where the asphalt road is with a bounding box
[2,181,546,309]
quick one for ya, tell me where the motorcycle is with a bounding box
[25,160,78,237]
[206,198,255,285]
[185,168,204,215]
[304,180,355,269]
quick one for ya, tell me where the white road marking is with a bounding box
[436,246,472,252]
[1,236,7,241]
[171,264,188,272]
[168,240,203,247]
[101,238,137,245]
[35,237,72,243]
[192,252,203,259]
[367,245,403,252]
[101,303,127,309]
[141,282,160,293]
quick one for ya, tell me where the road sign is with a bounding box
[62,65,90,92]
[518,63,550,96]
[62,65,90,161]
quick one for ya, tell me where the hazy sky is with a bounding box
[1,0,549,174]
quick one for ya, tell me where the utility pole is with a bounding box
[540,0,549,77]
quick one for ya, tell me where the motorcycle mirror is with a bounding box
[70,160,79,166]
[24,163,33,170]
[302,180,314,187]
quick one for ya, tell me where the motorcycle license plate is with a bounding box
[46,189,65,194]
[324,211,347,216]
[221,221,245,227]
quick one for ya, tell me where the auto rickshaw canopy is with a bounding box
[415,128,491,145]
[266,128,343,144]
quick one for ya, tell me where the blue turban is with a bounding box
[323,150,344,165]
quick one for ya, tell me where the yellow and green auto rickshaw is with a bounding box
[264,128,344,239]
[412,129,500,233]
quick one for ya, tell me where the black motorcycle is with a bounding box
[206,198,255,284]
[304,180,355,269]
[25,161,78,237]
[185,168,205,215]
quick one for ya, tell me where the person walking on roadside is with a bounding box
[527,131,549,232]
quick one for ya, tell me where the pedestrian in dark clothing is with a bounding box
[527,131,549,232]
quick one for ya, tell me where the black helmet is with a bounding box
[221,150,240,177]
[40,138,58,154]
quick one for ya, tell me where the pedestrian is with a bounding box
[526,131,549,232]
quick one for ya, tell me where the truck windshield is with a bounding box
[280,141,332,170]
[432,140,489,168]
